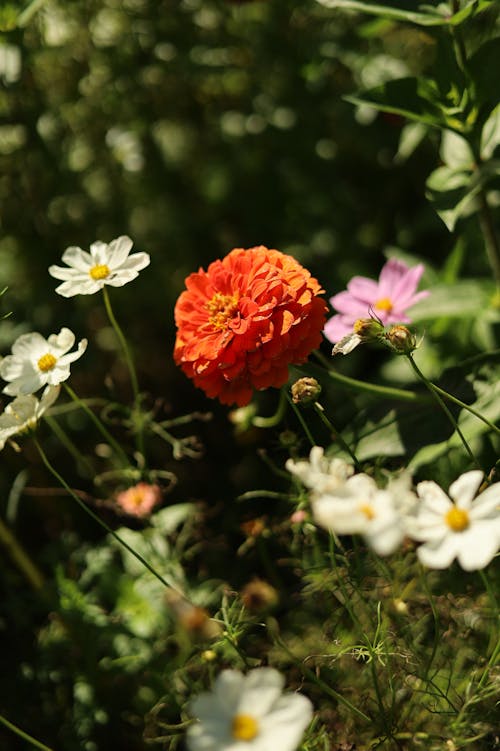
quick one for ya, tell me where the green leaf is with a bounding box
[425,169,479,230]
[317,0,482,27]
[468,36,500,118]
[408,363,500,470]
[346,77,447,129]
[409,279,496,320]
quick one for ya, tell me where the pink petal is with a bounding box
[346,276,379,300]
[329,290,373,317]
[323,314,354,343]
[377,258,410,297]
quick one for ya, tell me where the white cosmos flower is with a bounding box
[0,327,87,396]
[286,446,354,495]
[408,471,500,570]
[48,235,150,297]
[186,668,313,751]
[0,385,60,450]
[312,472,414,556]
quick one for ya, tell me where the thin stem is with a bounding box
[406,354,480,468]
[0,713,55,751]
[420,376,500,439]
[313,350,426,403]
[102,286,146,460]
[63,383,130,467]
[34,439,176,593]
[313,401,361,470]
[45,415,95,477]
[275,634,371,723]
[252,388,287,428]
[286,392,316,447]
[0,515,45,590]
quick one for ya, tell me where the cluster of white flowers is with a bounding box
[186,667,313,751]
[287,447,500,571]
[0,236,150,451]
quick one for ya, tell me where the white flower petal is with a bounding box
[259,694,312,751]
[106,235,134,267]
[214,671,246,715]
[89,240,111,265]
[449,470,484,509]
[58,338,88,365]
[416,480,452,514]
[456,524,500,570]
[469,482,500,519]
[417,535,460,569]
[48,327,75,354]
[48,264,88,281]
[237,668,285,717]
[11,332,46,358]
[116,251,150,272]
[105,270,142,287]
[60,246,93,270]
[54,279,102,297]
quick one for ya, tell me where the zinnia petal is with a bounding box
[174,246,326,406]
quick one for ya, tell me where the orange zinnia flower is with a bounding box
[174,246,327,406]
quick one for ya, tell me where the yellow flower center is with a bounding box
[374,297,393,313]
[37,353,57,372]
[359,503,376,520]
[231,713,259,741]
[206,292,239,330]
[89,263,110,280]
[445,506,470,532]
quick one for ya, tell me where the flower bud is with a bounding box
[290,377,321,405]
[353,317,385,339]
[385,325,417,354]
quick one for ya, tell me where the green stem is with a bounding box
[102,286,146,460]
[63,383,130,467]
[0,515,45,590]
[275,634,371,723]
[45,415,95,477]
[312,401,361,470]
[34,439,174,593]
[406,354,480,468]
[252,388,287,428]
[286,392,316,447]
[16,0,50,26]
[313,351,425,403]
[420,376,500,439]
[0,713,55,751]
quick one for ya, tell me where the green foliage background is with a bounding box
[1,1,499,750]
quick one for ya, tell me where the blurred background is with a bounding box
[0,0,482,748]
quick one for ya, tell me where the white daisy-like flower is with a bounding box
[0,385,60,450]
[48,235,150,297]
[286,445,354,495]
[0,327,87,396]
[186,668,313,751]
[408,470,500,570]
[312,472,414,556]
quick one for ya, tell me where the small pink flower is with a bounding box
[114,482,162,517]
[324,258,429,343]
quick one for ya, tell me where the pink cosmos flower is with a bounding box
[114,482,162,517]
[324,258,429,343]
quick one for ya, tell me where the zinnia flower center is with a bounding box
[231,713,259,741]
[374,297,393,313]
[89,263,110,280]
[445,506,470,532]
[37,353,57,372]
[359,503,376,520]
[206,292,239,330]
